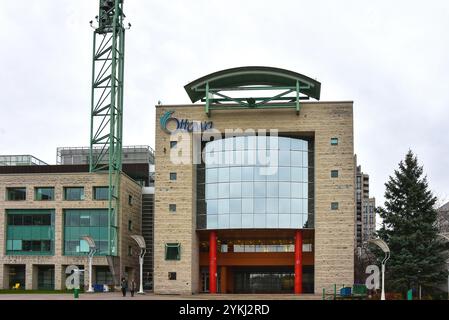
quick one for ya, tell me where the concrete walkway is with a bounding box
[0,292,322,300]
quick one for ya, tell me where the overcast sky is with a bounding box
[0,0,448,206]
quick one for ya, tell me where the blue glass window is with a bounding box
[200,136,313,230]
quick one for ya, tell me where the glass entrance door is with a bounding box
[201,269,209,293]
[234,267,294,294]
[200,268,221,293]
[38,266,55,290]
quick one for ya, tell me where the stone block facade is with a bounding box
[154,102,355,294]
[0,171,142,290]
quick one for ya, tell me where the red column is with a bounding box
[294,230,303,294]
[209,231,217,294]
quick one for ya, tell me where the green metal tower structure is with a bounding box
[89,0,127,256]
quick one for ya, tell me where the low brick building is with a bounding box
[0,166,143,290]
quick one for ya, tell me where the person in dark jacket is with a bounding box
[130,278,137,297]
[121,277,128,297]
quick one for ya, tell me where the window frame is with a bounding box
[330,138,339,146]
[165,243,181,261]
[331,170,339,178]
[331,202,339,210]
[6,187,27,201]
[34,187,55,201]
[169,204,177,213]
[63,187,85,201]
[169,172,177,181]
[93,186,109,200]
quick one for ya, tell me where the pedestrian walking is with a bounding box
[121,277,128,297]
[130,278,137,297]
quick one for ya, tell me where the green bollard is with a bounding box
[74,288,79,299]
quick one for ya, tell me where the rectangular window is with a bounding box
[165,243,181,260]
[35,187,54,201]
[128,195,133,206]
[64,187,84,201]
[93,187,109,200]
[128,220,132,231]
[331,170,339,178]
[7,187,26,201]
[170,141,177,148]
[168,272,177,280]
[128,246,133,256]
[331,202,339,210]
[331,138,339,146]
[6,209,54,255]
[170,172,177,181]
[63,209,110,256]
[303,244,313,252]
[169,204,177,213]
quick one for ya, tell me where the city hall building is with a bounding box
[154,67,355,295]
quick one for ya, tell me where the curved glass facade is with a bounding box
[197,136,314,230]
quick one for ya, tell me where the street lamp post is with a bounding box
[368,239,390,300]
[131,235,147,294]
[82,236,97,293]
[437,233,449,300]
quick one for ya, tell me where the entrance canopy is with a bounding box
[184,66,321,116]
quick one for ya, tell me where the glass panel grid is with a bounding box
[63,209,109,256]
[199,136,313,230]
[6,209,55,255]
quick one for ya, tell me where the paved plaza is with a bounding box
[0,292,322,301]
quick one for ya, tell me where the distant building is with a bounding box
[354,156,376,248]
[437,201,449,234]
[57,145,155,186]
[362,198,376,242]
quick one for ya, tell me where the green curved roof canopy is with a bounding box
[184,66,321,103]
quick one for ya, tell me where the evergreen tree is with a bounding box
[376,150,448,296]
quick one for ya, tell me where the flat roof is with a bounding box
[0,163,150,185]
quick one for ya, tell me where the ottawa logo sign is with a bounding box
[160,111,213,134]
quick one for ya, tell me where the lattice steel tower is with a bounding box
[89,0,127,256]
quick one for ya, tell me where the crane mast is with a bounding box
[89,0,126,257]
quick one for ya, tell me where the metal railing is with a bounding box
[0,155,48,166]
[56,145,155,165]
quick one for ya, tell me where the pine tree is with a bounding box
[377,150,448,297]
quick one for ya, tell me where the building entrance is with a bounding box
[233,267,294,294]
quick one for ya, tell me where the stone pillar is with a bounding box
[209,231,217,294]
[54,208,63,256]
[295,230,303,294]
[0,264,6,289]
[54,264,63,290]
[25,264,36,290]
